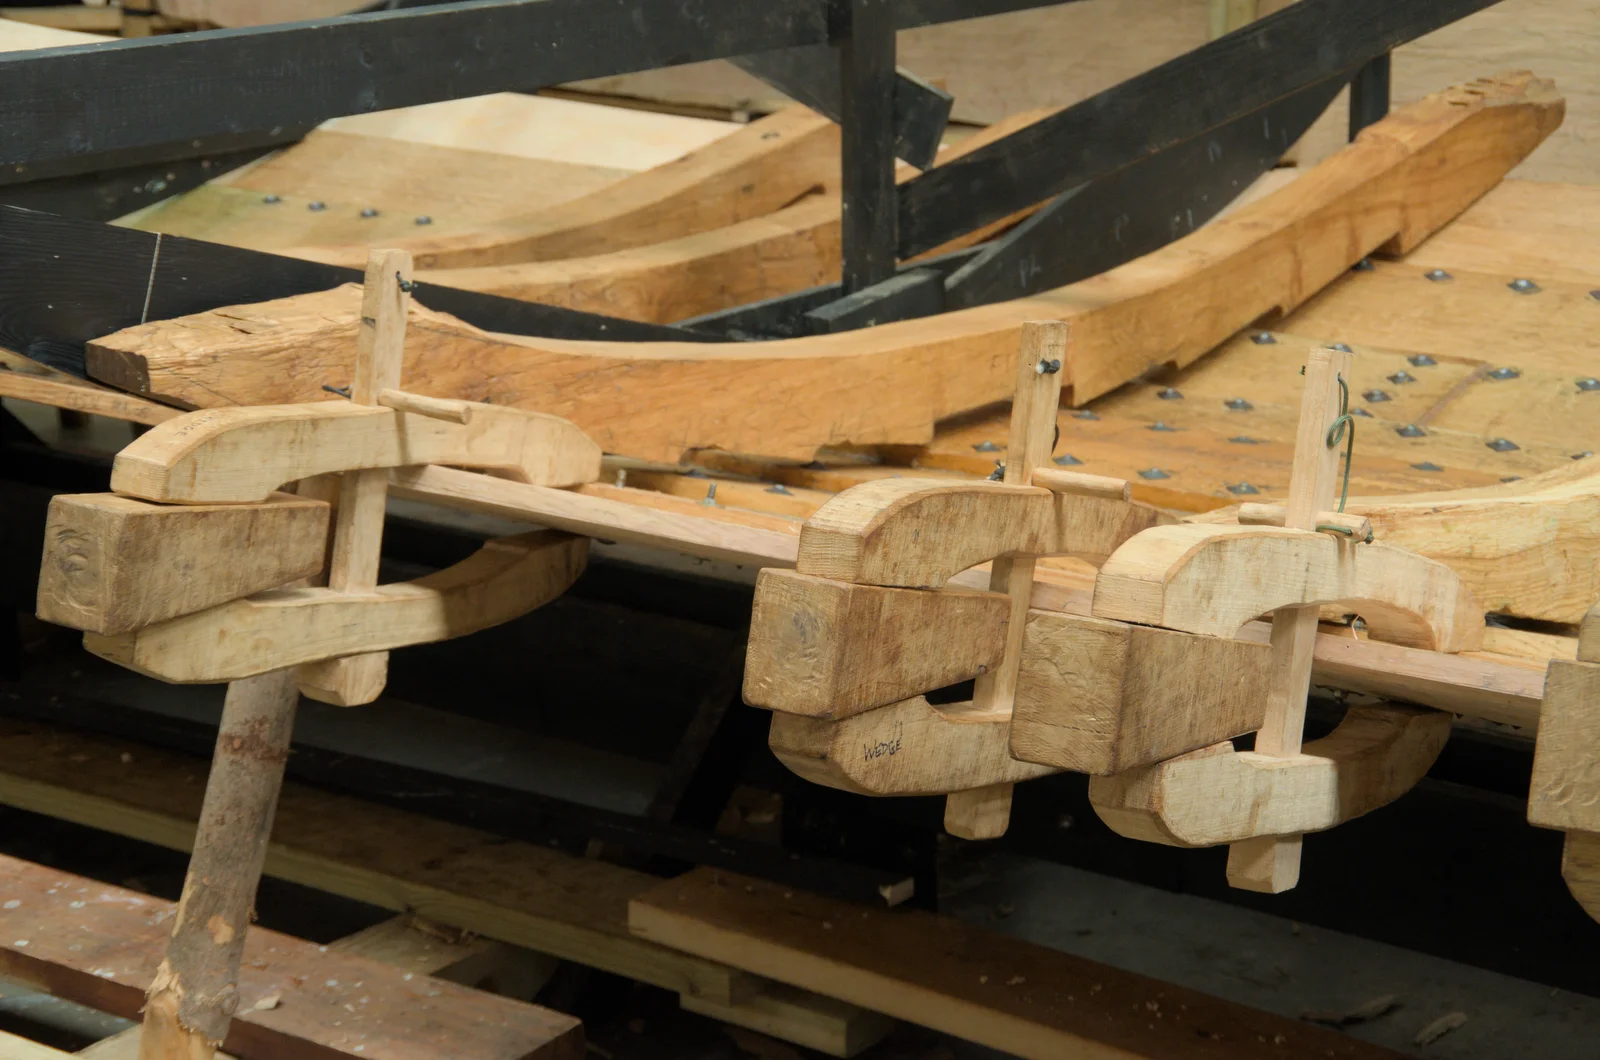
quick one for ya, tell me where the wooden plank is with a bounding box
[743,569,1009,719]
[0,366,178,426]
[110,402,603,504]
[156,1,370,27]
[1092,524,1484,653]
[0,1028,74,1060]
[0,854,583,1060]
[36,492,329,635]
[86,74,1558,463]
[628,867,1407,1060]
[1090,705,1450,847]
[85,531,587,683]
[1407,179,1600,285]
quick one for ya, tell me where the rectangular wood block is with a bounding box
[1529,657,1600,832]
[37,491,328,635]
[0,853,583,1060]
[628,867,1405,1060]
[1010,612,1271,775]
[744,568,1008,719]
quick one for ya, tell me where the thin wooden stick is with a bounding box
[137,669,299,1060]
[944,320,1065,840]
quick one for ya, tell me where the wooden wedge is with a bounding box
[84,531,587,683]
[89,73,1563,464]
[37,492,328,635]
[1088,705,1451,848]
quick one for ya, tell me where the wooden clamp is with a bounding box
[1087,346,1469,894]
[1528,604,1600,924]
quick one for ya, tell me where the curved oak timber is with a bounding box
[768,696,1057,797]
[1092,523,1485,653]
[86,74,1562,464]
[1088,705,1451,848]
[84,531,587,683]
[112,400,603,503]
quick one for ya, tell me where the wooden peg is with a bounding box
[1226,346,1352,893]
[298,250,412,707]
[1238,501,1372,541]
[377,388,474,424]
[944,320,1066,839]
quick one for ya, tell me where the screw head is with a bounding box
[262,193,281,204]
[1576,451,1595,460]
[1327,342,1353,353]
[1073,409,1099,421]
[1226,481,1260,495]
[1578,378,1600,391]
[1362,389,1391,403]
[1501,475,1522,483]
[1387,371,1415,385]
[1353,257,1375,271]
[1137,468,1171,480]
[1486,366,1521,381]
[1224,397,1253,411]
[1486,437,1520,452]
[972,440,1000,452]
[1508,278,1540,294]
[1425,268,1452,282]
[1156,387,1183,400]
[1035,358,1062,375]
[1350,407,1374,417]
[415,215,433,226]
[1228,436,1260,445]
[360,207,379,218]
[1053,454,1082,466]
[765,483,792,495]
[1396,424,1426,437]
[1147,421,1178,432]
[307,200,326,212]
[1251,332,1276,345]
[1411,461,1443,471]
[1408,354,1438,367]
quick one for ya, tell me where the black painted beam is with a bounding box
[838,0,901,293]
[733,48,952,169]
[1348,52,1392,139]
[896,0,1509,258]
[804,267,944,331]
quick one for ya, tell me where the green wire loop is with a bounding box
[1325,374,1356,514]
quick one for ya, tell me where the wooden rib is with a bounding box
[743,569,1010,720]
[768,697,1057,797]
[286,104,840,269]
[1092,523,1485,653]
[0,362,178,425]
[1088,705,1451,848]
[797,478,1168,588]
[86,73,1560,464]
[36,492,329,636]
[111,401,602,504]
[84,531,587,683]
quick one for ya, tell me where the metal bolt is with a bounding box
[307,201,326,212]
[321,384,352,398]
[1487,438,1520,452]
[1137,467,1170,480]
[1508,278,1540,294]
[1425,269,1452,282]
[1590,290,1600,302]
[1157,387,1183,400]
[1328,343,1353,353]
[1251,332,1276,345]
[702,482,718,505]
[262,193,281,204]
[1578,378,1600,391]
[1486,366,1521,381]
[1224,397,1253,411]
[360,207,380,218]
[1362,389,1391,403]
[1228,436,1260,445]
[1396,424,1426,437]
[1576,451,1595,460]
[1411,461,1443,471]
[1353,257,1374,271]
[1387,371,1415,385]
[1053,454,1082,466]
[1147,421,1178,432]
[1408,354,1437,367]
[972,440,1000,452]
[1073,409,1099,421]
[1350,407,1373,417]
[1227,482,1260,495]
[765,483,792,495]
[415,215,433,226]
[1035,358,1062,375]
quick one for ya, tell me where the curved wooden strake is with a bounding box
[1088,704,1450,848]
[1092,523,1484,653]
[768,696,1057,797]
[112,400,602,504]
[797,478,1167,588]
[84,531,587,684]
[88,74,1563,465]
